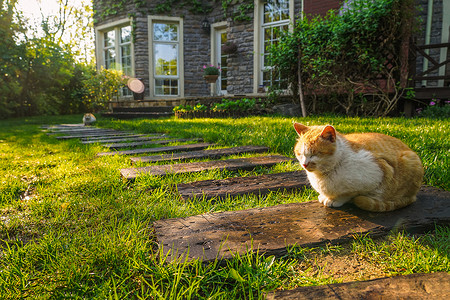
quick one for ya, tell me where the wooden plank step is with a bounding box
[55,131,133,139]
[177,171,309,200]
[104,138,203,150]
[266,272,450,299]
[130,146,269,164]
[121,155,295,180]
[96,143,215,157]
[82,135,169,144]
[153,186,450,262]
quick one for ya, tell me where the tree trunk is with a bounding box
[297,49,307,117]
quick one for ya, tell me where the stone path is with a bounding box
[154,186,450,262]
[121,155,294,180]
[176,171,309,200]
[58,132,138,140]
[96,143,214,157]
[266,272,450,299]
[82,135,169,144]
[130,146,269,163]
[103,138,203,150]
[80,134,146,141]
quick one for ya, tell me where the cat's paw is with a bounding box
[318,195,333,206]
[319,195,347,208]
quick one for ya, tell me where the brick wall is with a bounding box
[303,0,341,17]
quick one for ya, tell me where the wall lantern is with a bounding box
[202,18,210,33]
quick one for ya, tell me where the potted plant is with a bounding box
[203,64,220,83]
[221,42,237,55]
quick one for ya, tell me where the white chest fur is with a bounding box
[307,138,384,198]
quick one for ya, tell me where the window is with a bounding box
[98,22,133,97]
[261,0,290,88]
[153,22,180,96]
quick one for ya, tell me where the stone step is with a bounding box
[266,272,450,299]
[82,135,169,144]
[104,138,203,150]
[130,146,269,164]
[81,134,146,141]
[41,124,84,129]
[121,155,295,180]
[56,131,135,139]
[46,128,115,134]
[153,186,450,262]
[177,171,309,200]
[96,143,215,157]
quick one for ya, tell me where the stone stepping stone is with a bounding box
[104,138,203,150]
[82,135,169,144]
[46,128,115,134]
[81,134,146,141]
[49,129,118,136]
[153,186,450,262]
[41,124,84,129]
[176,171,309,200]
[266,272,450,299]
[130,146,269,164]
[55,131,133,139]
[96,143,215,157]
[121,155,294,180]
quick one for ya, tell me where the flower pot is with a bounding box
[204,75,219,83]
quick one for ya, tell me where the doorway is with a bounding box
[214,28,228,95]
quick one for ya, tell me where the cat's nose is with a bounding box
[302,163,309,169]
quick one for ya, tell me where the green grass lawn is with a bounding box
[0,114,448,299]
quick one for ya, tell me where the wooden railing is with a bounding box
[410,42,450,99]
[412,42,450,82]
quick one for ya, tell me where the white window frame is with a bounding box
[95,18,135,98]
[253,0,294,93]
[211,21,228,96]
[148,16,184,99]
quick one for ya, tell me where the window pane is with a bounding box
[155,79,178,96]
[154,23,178,41]
[120,26,132,43]
[154,44,177,76]
[104,48,116,69]
[104,30,115,47]
[264,0,290,24]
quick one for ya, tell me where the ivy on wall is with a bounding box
[94,0,255,23]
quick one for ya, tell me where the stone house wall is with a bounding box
[94,0,305,102]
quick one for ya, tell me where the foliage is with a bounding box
[212,98,257,112]
[174,98,263,114]
[203,64,221,76]
[417,99,450,119]
[80,66,126,112]
[269,0,413,116]
[173,104,193,112]
[0,0,106,119]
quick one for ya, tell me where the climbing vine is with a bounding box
[94,0,255,23]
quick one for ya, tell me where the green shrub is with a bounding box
[418,100,450,119]
[269,0,413,116]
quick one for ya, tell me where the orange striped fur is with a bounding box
[293,123,423,212]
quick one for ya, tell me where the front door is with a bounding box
[215,28,228,95]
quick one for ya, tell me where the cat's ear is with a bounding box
[320,125,336,142]
[293,122,309,135]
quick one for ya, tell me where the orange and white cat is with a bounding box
[293,123,423,212]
